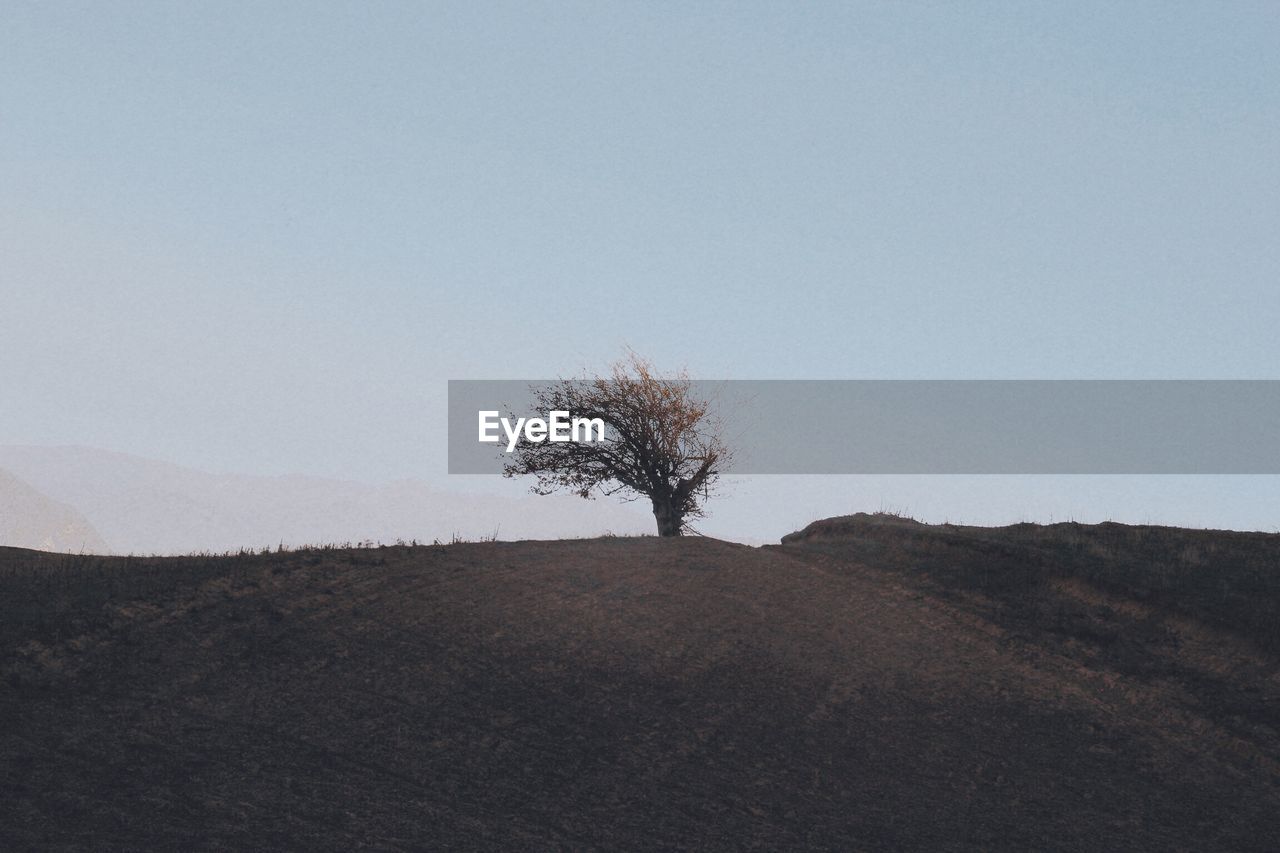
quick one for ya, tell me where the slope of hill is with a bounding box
[2,521,1279,850]
[782,511,1280,656]
[0,468,107,553]
[0,445,651,553]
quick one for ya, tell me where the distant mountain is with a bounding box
[0,467,108,553]
[0,446,650,555]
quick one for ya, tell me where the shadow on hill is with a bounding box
[778,512,1280,738]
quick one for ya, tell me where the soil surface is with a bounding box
[3,522,1279,850]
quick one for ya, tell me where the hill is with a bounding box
[0,468,107,553]
[783,511,1280,657]
[3,517,1279,850]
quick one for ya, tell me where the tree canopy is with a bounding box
[502,353,730,536]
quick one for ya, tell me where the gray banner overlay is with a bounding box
[448,380,1280,475]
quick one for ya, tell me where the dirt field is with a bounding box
[3,520,1279,850]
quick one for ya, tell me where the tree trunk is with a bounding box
[651,496,683,537]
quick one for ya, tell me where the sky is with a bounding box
[3,2,1279,540]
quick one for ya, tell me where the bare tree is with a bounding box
[502,353,730,537]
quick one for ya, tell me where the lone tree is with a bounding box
[502,353,730,537]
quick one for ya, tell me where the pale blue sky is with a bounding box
[3,3,1279,537]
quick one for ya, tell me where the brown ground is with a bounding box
[3,517,1279,850]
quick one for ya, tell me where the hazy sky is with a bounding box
[3,3,1279,537]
